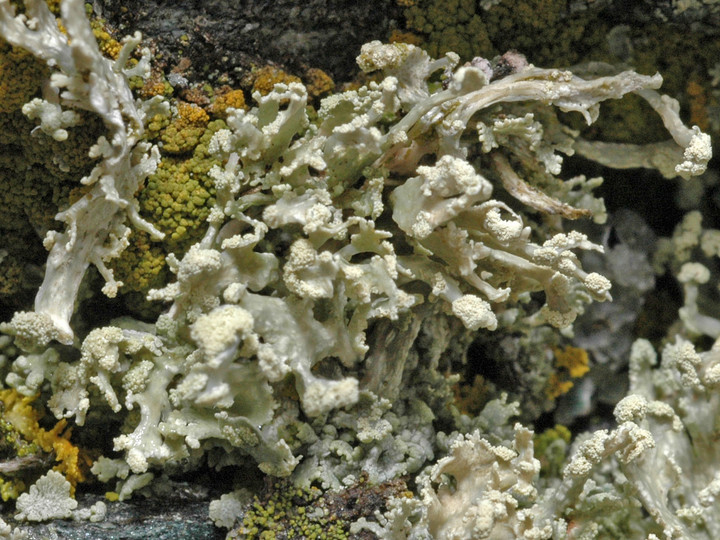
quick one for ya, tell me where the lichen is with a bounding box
[0,389,88,498]
[0,1,718,537]
[228,476,408,539]
[109,119,225,294]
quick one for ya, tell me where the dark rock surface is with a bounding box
[92,0,403,85]
[3,492,225,540]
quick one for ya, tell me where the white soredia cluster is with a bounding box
[0,0,718,537]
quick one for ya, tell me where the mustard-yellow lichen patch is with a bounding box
[545,346,591,399]
[210,88,248,118]
[553,346,590,378]
[161,101,211,154]
[304,68,335,99]
[0,389,89,497]
[545,373,574,400]
[110,119,225,294]
[92,24,122,60]
[246,65,302,96]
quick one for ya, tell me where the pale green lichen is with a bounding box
[15,470,77,522]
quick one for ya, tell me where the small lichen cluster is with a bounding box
[546,345,590,399]
[242,64,335,102]
[231,485,349,539]
[214,475,409,539]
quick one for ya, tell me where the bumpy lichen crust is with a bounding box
[0,108,102,307]
[209,88,247,118]
[303,67,335,99]
[160,101,211,155]
[145,119,224,244]
[228,476,408,539]
[0,39,48,113]
[403,0,600,66]
[241,65,334,104]
[104,231,168,294]
[90,16,122,60]
[243,65,302,96]
[0,43,50,293]
[403,0,492,61]
[109,119,225,293]
[231,483,349,539]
